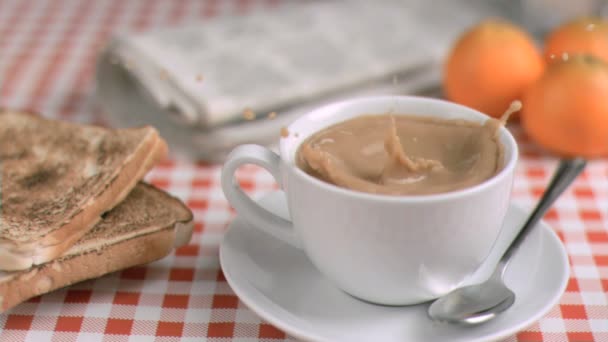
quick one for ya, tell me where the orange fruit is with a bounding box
[521,55,608,158]
[443,19,545,118]
[544,17,608,64]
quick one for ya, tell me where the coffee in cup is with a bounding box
[296,114,502,195]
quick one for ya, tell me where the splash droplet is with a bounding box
[280,127,289,138]
[124,58,135,70]
[500,100,522,126]
[109,55,120,65]
[159,69,169,80]
[243,108,256,120]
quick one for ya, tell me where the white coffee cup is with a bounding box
[221,96,519,305]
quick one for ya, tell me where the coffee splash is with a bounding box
[380,115,445,186]
[297,102,519,195]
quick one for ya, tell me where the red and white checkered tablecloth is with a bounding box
[0,1,607,341]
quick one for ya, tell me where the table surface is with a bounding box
[0,1,607,341]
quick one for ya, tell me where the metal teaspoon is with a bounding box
[428,158,587,324]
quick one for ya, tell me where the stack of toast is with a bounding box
[0,111,194,312]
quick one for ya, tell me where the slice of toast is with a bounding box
[0,183,194,313]
[0,111,168,271]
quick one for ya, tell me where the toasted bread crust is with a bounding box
[0,183,194,313]
[0,227,174,313]
[0,111,168,270]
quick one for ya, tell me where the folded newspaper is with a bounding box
[95,0,507,162]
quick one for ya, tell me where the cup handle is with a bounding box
[221,144,303,249]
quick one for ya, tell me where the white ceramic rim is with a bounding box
[279,95,519,203]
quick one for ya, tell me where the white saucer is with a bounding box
[219,191,569,342]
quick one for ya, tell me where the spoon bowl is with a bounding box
[428,270,515,324]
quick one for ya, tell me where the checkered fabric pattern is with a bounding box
[0,1,606,341]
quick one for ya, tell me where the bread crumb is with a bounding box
[51,263,62,272]
[123,58,135,70]
[243,108,256,120]
[280,127,289,138]
[36,276,53,293]
[159,69,169,80]
[267,112,277,119]
[196,74,204,82]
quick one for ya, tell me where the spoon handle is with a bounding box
[497,158,587,272]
